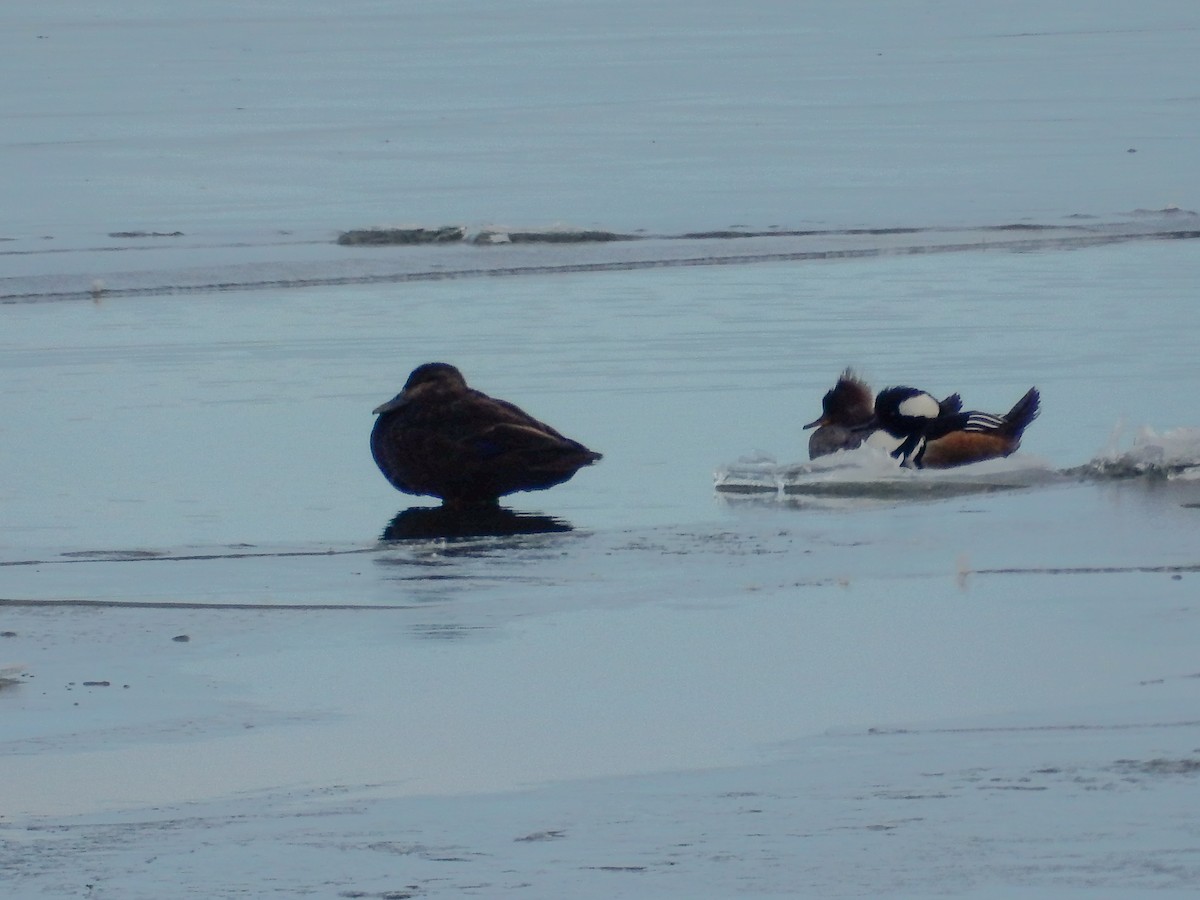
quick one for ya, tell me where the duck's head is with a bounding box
[373,362,468,415]
[803,369,874,430]
[402,362,467,392]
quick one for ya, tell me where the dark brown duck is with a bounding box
[370,363,602,507]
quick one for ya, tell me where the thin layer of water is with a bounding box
[3,239,1199,552]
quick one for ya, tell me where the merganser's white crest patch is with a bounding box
[897,392,941,419]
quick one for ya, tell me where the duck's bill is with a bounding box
[372,394,408,415]
[802,415,828,430]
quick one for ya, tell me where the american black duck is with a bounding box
[370,363,602,507]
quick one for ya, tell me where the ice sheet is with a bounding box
[3,1,1200,896]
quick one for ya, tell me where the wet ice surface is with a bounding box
[5,240,1200,551]
[5,242,1200,898]
[4,1,1200,897]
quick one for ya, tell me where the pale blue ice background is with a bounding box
[2,2,1200,898]
[4,0,1197,239]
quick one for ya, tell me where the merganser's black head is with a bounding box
[852,386,944,436]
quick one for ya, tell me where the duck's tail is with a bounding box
[1002,386,1040,438]
[960,387,1040,439]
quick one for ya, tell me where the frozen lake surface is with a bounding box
[5,235,1200,900]
[3,2,1200,897]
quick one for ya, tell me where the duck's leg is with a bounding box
[441,496,502,512]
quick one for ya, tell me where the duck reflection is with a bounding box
[381,505,573,541]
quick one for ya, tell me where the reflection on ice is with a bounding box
[380,505,573,541]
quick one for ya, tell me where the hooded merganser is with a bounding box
[370,362,602,508]
[859,385,1041,469]
[804,369,961,460]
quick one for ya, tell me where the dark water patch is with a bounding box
[59,549,164,560]
[1111,757,1200,777]
[337,226,465,246]
[515,829,567,842]
[337,225,641,246]
[475,229,637,244]
[407,622,492,641]
[681,229,820,239]
[366,570,485,583]
[1130,206,1198,218]
[841,227,928,235]
[973,562,1200,576]
[107,231,184,239]
[980,223,1068,231]
[681,227,929,238]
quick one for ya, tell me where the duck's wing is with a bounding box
[472,420,601,462]
[918,411,976,441]
[962,411,1007,433]
[934,389,1039,438]
[922,409,1010,441]
[476,393,575,438]
[446,390,590,453]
